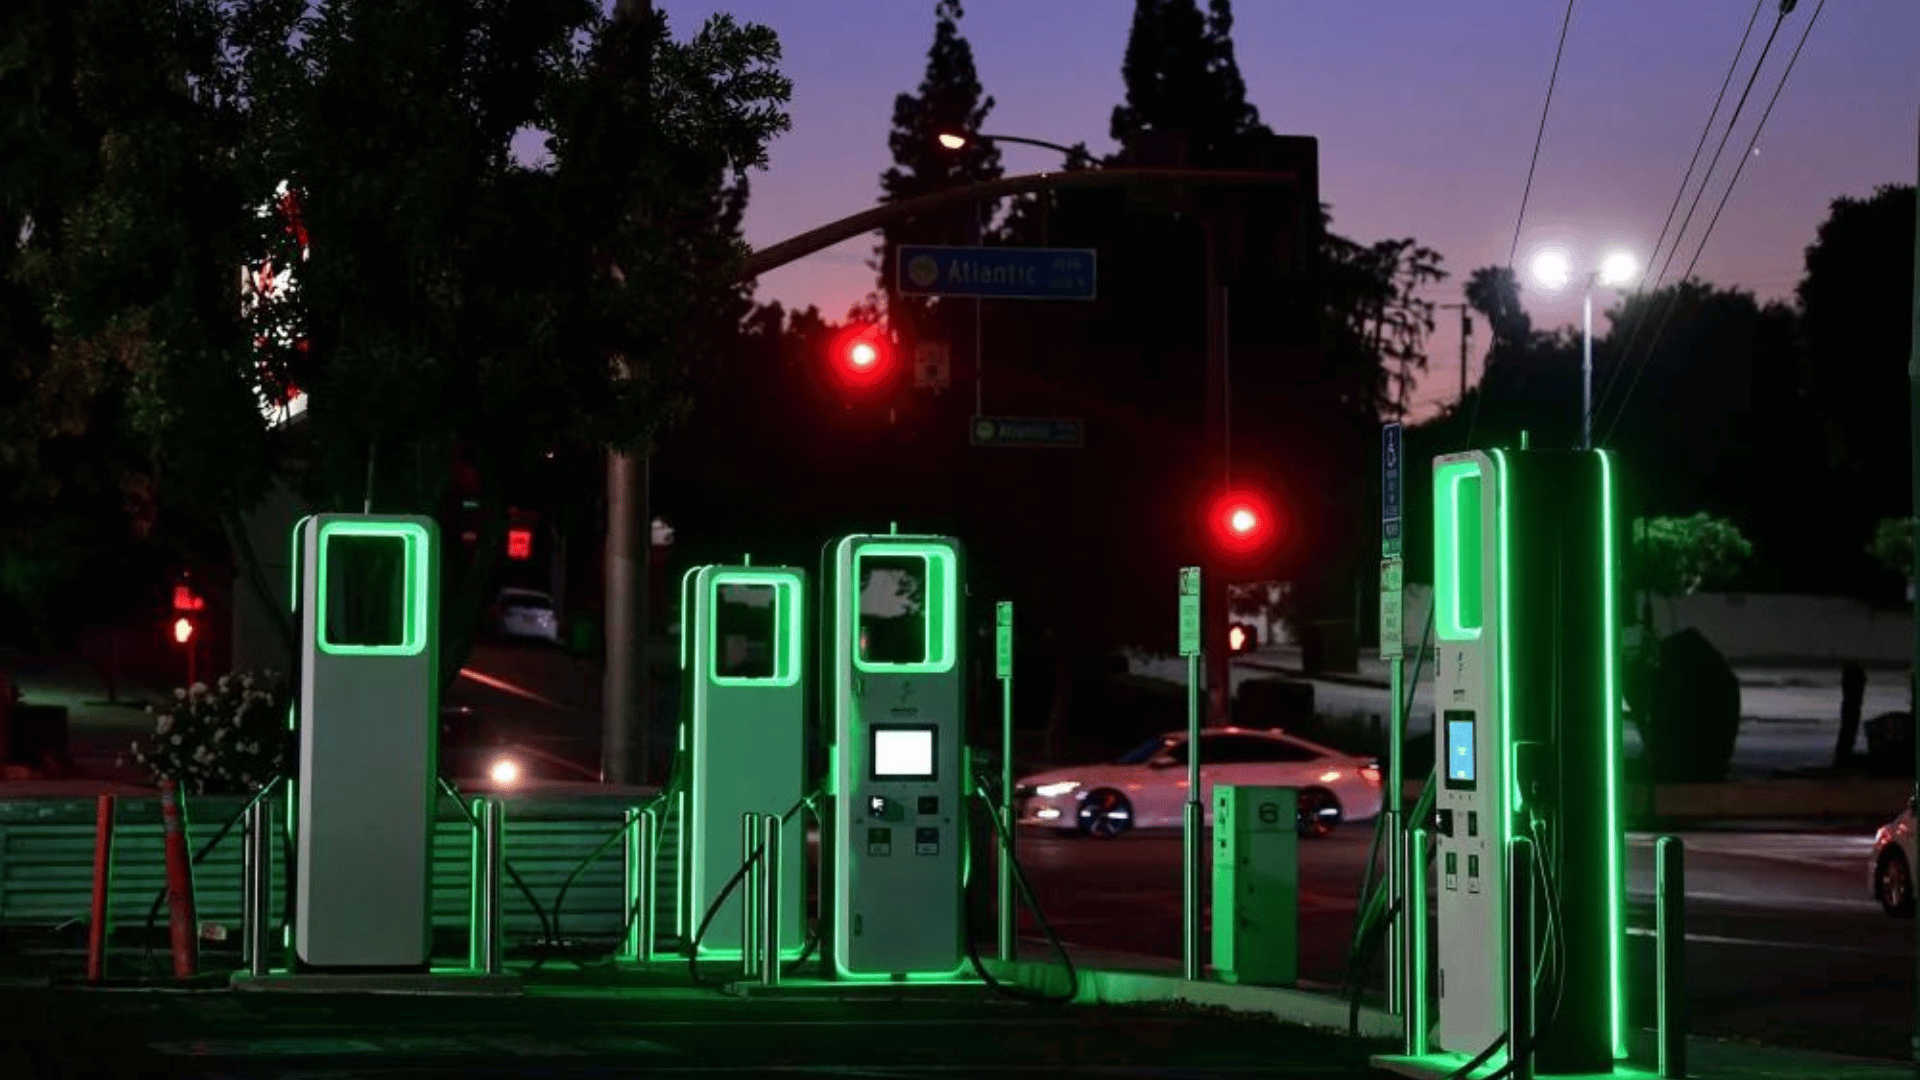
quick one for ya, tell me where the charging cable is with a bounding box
[963,771,1078,1005]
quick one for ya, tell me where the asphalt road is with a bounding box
[0,987,1384,1080]
[1008,821,1913,1060]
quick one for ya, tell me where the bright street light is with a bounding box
[1598,250,1638,288]
[1524,246,1640,449]
[937,132,967,150]
[1530,248,1573,292]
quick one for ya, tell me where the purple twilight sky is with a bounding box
[634,0,1918,420]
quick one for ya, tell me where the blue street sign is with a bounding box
[1382,422,1404,557]
[897,246,1097,301]
[971,416,1084,449]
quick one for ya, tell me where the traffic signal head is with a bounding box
[1227,621,1260,654]
[506,528,532,560]
[1209,489,1275,558]
[830,324,892,393]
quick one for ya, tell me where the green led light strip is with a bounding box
[1598,449,1625,1059]
[706,570,804,688]
[313,519,431,657]
[849,541,958,675]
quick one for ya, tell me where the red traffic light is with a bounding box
[506,528,533,560]
[1208,490,1275,557]
[171,585,205,612]
[1227,622,1259,654]
[172,617,195,645]
[830,324,891,391]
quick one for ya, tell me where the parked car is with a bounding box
[1014,726,1383,840]
[489,588,559,643]
[1871,797,1915,917]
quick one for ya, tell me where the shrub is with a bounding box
[127,671,294,794]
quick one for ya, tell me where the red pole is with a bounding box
[86,794,116,983]
[158,780,198,978]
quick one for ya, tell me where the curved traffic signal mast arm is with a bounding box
[743,167,1304,281]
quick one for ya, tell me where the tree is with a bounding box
[1464,266,1531,347]
[870,1,1003,342]
[1798,184,1917,594]
[1109,0,1264,166]
[1631,512,1753,616]
[1869,517,1912,585]
[27,0,792,688]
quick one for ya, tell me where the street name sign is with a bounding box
[897,245,1096,301]
[971,416,1084,449]
[1381,422,1404,557]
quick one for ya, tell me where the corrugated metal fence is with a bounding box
[0,791,680,947]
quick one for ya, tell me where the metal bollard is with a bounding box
[621,806,658,962]
[469,797,504,975]
[1406,826,1429,1057]
[1384,808,1401,1017]
[1508,836,1534,1080]
[761,814,782,987]
[1657,836,1687,1079]
[741,813,760,977]
[244,798,275,976]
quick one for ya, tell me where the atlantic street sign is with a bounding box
[970,416,1085,449]
[897,245,1097,301]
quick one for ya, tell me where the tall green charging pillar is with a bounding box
[1376,448,1623,1079]
[291,514,439,970]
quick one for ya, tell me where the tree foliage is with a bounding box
[1631,513,1753,599]
[3,0,792,679]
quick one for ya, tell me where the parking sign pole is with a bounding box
[997,601,1016,963]
[1179,567,1205,981]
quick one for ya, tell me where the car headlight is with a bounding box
[1035,781,1081,798]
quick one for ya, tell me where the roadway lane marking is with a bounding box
[1626,887,1873,910]
[1623,926,1890,955]
[458,667,569,710]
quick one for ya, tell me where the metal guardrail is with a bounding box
[0,793,679,944]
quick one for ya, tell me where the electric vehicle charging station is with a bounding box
[825,532,968,980]
[1376,447,1625,1080]
[289,514,439,970]
[680,563,808,960]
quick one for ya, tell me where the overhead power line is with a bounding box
[1598,0,1824,447]
[1591,0,1795,429]
[1457,0,1575,451]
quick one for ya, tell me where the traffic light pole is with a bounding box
[1203,216,1233,725]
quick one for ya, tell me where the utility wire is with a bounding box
[1587,0,1765,424]
[1591,0,1795,428]
[1598,0,1823,447]
[1456,0,1575,452]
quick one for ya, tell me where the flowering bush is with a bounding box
[128,671,294,794]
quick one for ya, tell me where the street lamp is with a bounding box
[935,130,1089,169]
[1529,247,1638,449]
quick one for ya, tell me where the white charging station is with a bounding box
[826,532,967,980]
[681,563,807,959]
[1430,451,1509,1055]
[291,513,439,970]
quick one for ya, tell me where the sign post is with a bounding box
[1381,421,1408,1020]
[1179,566,1205,981]
[996,601,1015,962]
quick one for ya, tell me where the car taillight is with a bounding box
[1360,764,1382,787]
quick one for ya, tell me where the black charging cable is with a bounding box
[539,750,689,971]
[962,771,1078,1006]
[436,775,558,964]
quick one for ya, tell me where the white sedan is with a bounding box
[491,588,560,644]
[1871,797,1915,917]
[1014,727,1383,839]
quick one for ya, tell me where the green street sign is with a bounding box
[996,601,1014,680]
[1178,566,1202,657]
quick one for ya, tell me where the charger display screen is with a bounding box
[1444,710,1477,790]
